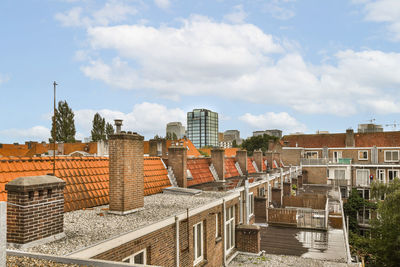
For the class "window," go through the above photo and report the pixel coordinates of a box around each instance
[385,150,399,162]
[388,170,400,181]
[377,169,386,183]
[356,169,370,186]
[334,169,346,180]
[193,221,204,265]
[358,150,368,160]
[333,151,342,163]
[123,249,146,264]
[225,206,235,254]
[259,187,266,197]
[305,151,318,159]
[249,192,254,216]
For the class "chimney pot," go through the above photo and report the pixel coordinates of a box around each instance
[114,119,123,133]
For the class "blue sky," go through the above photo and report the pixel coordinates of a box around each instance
[1,0,400,143]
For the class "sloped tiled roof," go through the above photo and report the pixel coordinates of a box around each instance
[354,132,400,147]
[225,158,240,178]
[144,139,201,157]
[144,157,171,195]
[187,158,214,187]
[198,148,238,158]
[247,158,257,174]
[262,157,267,171]
[0,156,171,211]
[0,144,30,157]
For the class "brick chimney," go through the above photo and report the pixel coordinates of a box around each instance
[236,150,248,175]
[211,148,225,181]
[253,150,263,172]
[109,120,144,215]
[345,128,355,147]
[168,144,187,188]
[6,175,66,247]
[268,140,275,151]
[149,139,158,156]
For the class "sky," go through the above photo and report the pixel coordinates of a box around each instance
[1,0,400,143]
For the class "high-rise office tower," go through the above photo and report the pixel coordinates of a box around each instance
[187,109,218,148]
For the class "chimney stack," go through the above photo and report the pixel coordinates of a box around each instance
[253,150,263,173]
[345,128,355,147]
[236,150,248,175]
[211,148,225,181]
[114,119,123,134]
[109,120,144,215]
[168,144,187,188]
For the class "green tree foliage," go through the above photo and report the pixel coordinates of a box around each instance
[105,122,114,140]
[50,100,76,143]
[370,179,400,266]
[240,134,277,155]
[232,139,238,148]
[166,132,178,140]
[91,113,106,142]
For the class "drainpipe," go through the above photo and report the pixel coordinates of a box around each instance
[0,202,6,267]
[239,193,243,224]
[222,199,226,267]
[280,168,283,207]
[175,215,179,267]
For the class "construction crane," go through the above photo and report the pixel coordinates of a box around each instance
[385,121,399,131]
[367,119,376,124]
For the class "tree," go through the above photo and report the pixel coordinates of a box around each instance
[369,179,400,266]
[240,134,277,155]
[50,100,76,143]
[232,139,238,148]
[172,132,178,140]
[91,113,106,142]
[105,122,114,140]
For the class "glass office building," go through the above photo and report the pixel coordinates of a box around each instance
[187,109,218,148]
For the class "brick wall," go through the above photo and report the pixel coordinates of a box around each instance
[254,197,267,221]
[148,139,158,156]
[271,188,282,207]
[211,148,225,180]
[235,225,260,254]
[281,149,302,166]
[283,182,291,196]
[6,175,65,245]
[302,167,327,184]
[109,132,144,214]
[168,146,187,188]
[236,150,247,174]
[94,199,240,267]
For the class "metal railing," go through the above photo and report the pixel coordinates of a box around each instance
[301,158,352,165]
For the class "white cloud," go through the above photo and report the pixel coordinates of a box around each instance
[154,0,170,9]
[356,0,400,41]
[55,1,137,28]
[239,112,307,134]
[264,0,297,20]
[78,15,400,115]
[74,102,186,138]
[0,126,50,142]
[224,5,247,24]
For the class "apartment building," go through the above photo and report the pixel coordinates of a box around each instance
[280,129,400,231]
[187,109,218,148]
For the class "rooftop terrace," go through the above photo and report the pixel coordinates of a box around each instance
[11,191,230,256]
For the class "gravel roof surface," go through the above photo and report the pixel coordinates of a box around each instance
[13,191,229,256]
[7,256,82,267]
[230,254,358,267]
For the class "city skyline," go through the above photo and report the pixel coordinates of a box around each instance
[2,0,400,143]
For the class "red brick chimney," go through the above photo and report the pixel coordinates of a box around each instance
[345,128,355,147]
[211,148,225,181]
[253,150,263,172]
[6,175,66,247]
[168,144,187,188]
[109,120,144,215]
[236,150,248,175]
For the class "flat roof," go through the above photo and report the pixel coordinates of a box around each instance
[13,191,230,256]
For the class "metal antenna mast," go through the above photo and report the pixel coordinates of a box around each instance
[53,81,58,175]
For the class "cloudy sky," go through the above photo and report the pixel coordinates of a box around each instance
[1,0,400,143]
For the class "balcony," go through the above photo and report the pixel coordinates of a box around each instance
[301,158,352,166]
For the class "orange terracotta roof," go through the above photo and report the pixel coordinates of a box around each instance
[354,131,400,147]
[0,144,30,157]
[247,158,257,174]
[224,148,238,157]
[144,157,171,195]
[0,156,171,212]
[262,157,267,171]
[144,139,201,157]
[225,158,239,178]
[198,148,211,157]
[187,158,214,187]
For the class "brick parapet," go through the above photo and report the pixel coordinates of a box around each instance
[168,146,187,188]
[235,224,260,254]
